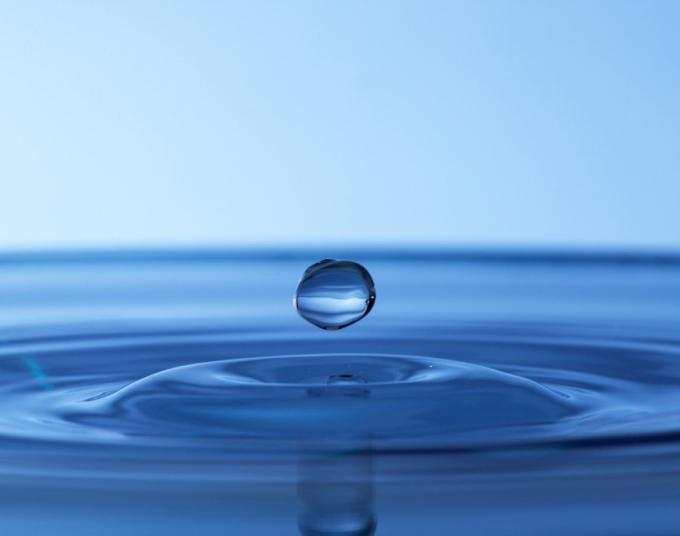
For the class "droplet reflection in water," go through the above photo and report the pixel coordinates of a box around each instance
[297,442,376,536]
[294,259,376,330]
[299,374,376,536]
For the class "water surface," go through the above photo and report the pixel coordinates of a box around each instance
[1,249,680,535]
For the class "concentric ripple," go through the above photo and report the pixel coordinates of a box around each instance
[67,353,575,441]
[2,250,680,488]
[1,324,680,466]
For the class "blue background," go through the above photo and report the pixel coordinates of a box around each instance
[1,0,679,249]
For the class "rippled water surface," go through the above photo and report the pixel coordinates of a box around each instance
[2,250,680,535]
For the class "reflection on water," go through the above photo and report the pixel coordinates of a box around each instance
[298,440,375,536]
[298,373,375,536]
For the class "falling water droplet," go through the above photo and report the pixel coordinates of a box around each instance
[294,260,376,330]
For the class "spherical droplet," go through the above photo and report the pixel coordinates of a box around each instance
[294,259,376,330]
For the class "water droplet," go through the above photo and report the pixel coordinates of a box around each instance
[294,260,376,330]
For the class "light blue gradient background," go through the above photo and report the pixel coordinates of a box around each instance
[1,1,679,248]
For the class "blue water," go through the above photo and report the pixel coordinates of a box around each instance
[2,249,680,535]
